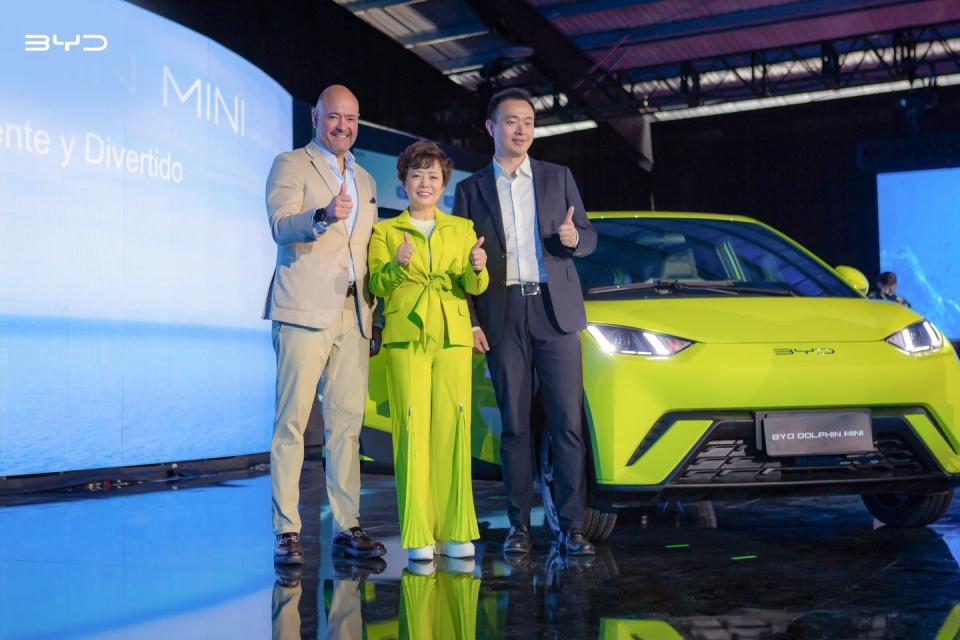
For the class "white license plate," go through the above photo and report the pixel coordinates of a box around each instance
[756,409,874,456]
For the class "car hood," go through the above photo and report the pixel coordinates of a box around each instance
[584,296,924,344]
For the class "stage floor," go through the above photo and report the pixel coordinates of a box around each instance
[2,460,959,639]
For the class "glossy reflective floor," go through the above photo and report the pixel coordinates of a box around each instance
[2,460,960,639]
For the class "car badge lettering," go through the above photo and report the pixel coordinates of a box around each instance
[773,347,836,356]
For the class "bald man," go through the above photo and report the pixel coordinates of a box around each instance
[264,85,385,564]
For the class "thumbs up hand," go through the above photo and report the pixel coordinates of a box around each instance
[326,180,352,222]
[397,232,414,266]
[559,205,578,248]
[470,236,487,271]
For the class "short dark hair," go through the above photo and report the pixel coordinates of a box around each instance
[878,271,898,286]
[397,139,454,186]
[486,88,536,121]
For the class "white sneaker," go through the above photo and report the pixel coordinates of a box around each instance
[406,558,436,576]
[439,541,475,558]
[408,545,434,561]
[439,556,476,574]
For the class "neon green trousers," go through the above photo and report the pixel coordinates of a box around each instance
[385,341,480,548]
[400,570,481,640]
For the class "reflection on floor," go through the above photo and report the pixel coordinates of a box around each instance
[2,459,960,639]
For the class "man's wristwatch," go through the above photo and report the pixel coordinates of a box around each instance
[313,207,330,233]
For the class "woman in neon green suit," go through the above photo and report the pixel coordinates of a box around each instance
[368,140,488,562]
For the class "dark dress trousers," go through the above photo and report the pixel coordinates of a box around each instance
[453,159,597,530]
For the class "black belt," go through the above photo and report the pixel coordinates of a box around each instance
[506,282,542,296]
[346,282,357,297]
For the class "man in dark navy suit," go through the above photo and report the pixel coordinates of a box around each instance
[453,88,597,556]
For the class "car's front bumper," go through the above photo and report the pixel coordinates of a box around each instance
[590,408,958,506]
[583,336,960,494]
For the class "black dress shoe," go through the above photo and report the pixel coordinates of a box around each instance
[559,529,595,556]
[503,552,533,575]
[274,532,305,565]
[502,524,531,554]
[333,526,387,559]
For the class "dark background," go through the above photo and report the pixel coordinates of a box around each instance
[131,0,960,280]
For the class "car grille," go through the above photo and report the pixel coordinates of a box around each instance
[659,413,941,486]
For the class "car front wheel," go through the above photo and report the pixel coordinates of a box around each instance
[861,489,955,527]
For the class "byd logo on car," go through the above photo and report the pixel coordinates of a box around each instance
[24,34,109,52]
[773,347,836,356]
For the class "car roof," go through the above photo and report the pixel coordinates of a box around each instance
[588,211,761,225]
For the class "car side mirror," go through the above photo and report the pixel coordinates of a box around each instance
[835,265,869,295]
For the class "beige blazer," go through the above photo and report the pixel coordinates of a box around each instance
[263,141,377,335]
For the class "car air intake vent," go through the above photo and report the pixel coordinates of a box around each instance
[670,415,936,486]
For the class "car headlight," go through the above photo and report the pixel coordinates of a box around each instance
[587,324,693,356]
[885,320,944,354]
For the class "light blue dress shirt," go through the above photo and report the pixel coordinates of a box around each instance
[314,141,359,283]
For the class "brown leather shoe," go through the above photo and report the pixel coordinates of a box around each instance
[332,526,386,559]
[333,556,387,580]
[274,532,305,565]
[275,565,303,588]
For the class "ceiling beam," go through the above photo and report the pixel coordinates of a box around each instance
[396,22,488,48]
[539,0,662,21]
[340,0,425,14]
[435,51,500,73]
[574,0,918,51]
[616,21,960,82]
[605,24,960,114]
[464,0,653,170]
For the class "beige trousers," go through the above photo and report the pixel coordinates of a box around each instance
[271,297,368,535]
[272,578,362,640]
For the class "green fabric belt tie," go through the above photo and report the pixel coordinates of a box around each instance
[410,272,453,348]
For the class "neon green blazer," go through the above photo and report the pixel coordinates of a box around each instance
[368,208,489,347]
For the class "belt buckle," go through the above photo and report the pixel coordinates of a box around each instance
[520,283,540,297]
[346,283,356,297]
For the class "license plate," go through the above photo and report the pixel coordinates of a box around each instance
[756,409,874,456]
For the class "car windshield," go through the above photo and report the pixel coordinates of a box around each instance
[577,217,858,300]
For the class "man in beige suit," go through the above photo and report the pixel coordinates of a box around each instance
[265,85,385,565]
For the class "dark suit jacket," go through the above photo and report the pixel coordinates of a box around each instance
[453,158,597,348]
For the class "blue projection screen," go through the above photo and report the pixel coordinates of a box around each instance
[877,167,960,340]
[0,1,292,475]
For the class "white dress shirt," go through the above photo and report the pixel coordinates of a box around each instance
[314,141,359,283]
[494,155,547,285]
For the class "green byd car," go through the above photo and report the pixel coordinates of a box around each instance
[361,212,960,541]
[597,604,960,639]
